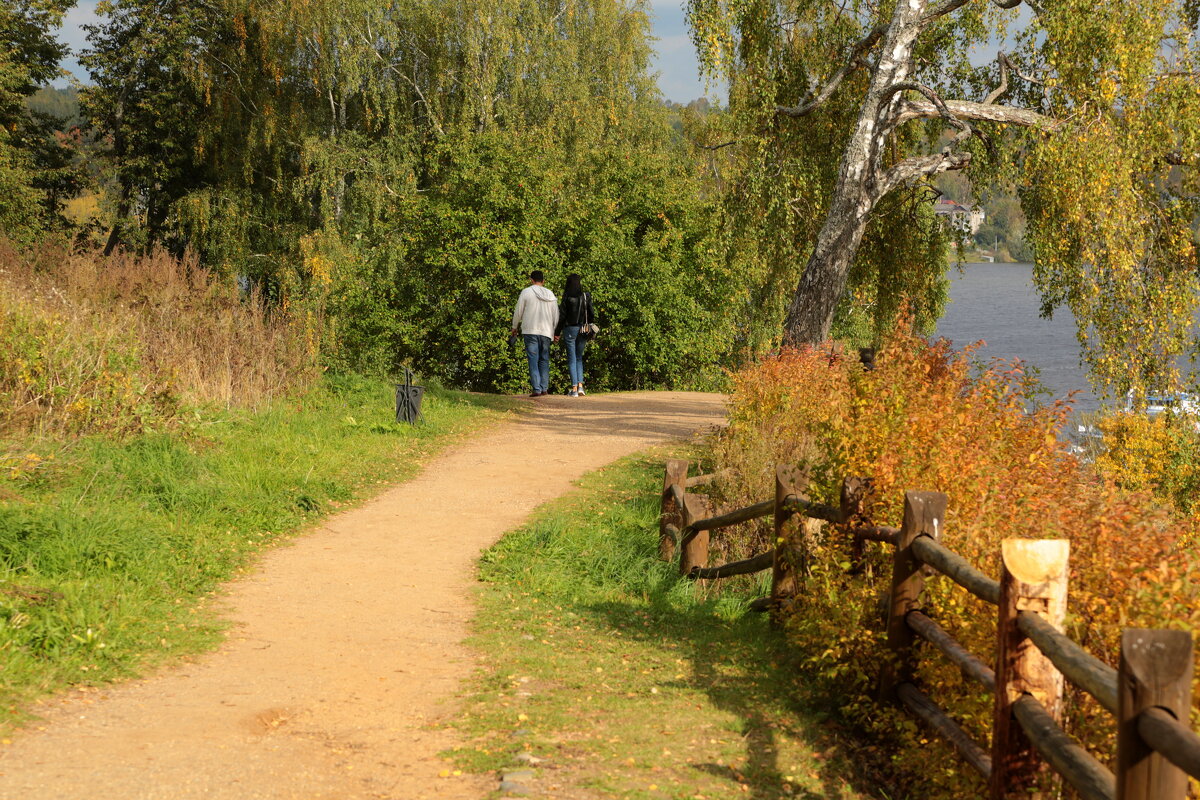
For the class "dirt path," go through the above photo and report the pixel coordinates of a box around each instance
[0,391,725,800]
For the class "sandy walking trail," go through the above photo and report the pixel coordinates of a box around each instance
[0,391,725,800]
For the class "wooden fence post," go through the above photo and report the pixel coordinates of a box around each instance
[659,459,689,561]
[1117,628,1193,800]
[679,493,711,577]
[990,538,1069,799]
[840,476,872,575]
[770,465,807,625]
[878,490,947,702]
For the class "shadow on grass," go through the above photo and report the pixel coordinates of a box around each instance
[580,593,895,800]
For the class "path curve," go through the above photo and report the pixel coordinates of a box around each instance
[0,391,726,800]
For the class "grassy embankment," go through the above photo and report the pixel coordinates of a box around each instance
[0,239,525,723]
[447,451,880,800]
[0,375,518,724]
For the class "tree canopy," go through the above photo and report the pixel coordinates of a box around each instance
[0,0,79,242]
[80,0,741,391]
[689,0,1200,399]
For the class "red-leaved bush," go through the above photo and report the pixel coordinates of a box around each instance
[709,326,1200,796]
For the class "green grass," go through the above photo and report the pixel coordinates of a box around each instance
[0,374,520,723]
[448,451,883,800]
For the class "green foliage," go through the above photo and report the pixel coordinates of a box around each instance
[0,0,80,242]
[81,0,741,390]
[25,86,81,128]
[683,0,962,352]
[686,0,1200,394]
[328,132,736,392]
[0,375,508,713]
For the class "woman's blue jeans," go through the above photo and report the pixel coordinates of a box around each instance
[522,334,551,393]
[563,325,587,386]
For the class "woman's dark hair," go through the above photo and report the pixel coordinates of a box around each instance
[563,273,583,297]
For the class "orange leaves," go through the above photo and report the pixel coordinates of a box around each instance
[712,323,1200,796]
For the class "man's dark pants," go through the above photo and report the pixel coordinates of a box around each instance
[522,334,551,394]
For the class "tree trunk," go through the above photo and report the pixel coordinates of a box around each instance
[781,0,927,346]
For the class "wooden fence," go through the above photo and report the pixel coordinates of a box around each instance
[658,458,1200,800]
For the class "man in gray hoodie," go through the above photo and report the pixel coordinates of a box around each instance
[511,270,560,397]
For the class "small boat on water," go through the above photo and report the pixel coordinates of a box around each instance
[1123,390,1200,419]
[1064,390,1200,459]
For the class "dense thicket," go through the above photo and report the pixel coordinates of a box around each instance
[78,0,739,392]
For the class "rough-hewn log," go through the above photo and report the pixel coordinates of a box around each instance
[911,535,1001,605]
[1137,707,1200,782]
[906,610,996,691]
[687,551,775,580]
[852,525,899,544]
[771,464,808,625]
[878,491,947,702]
[1118,628,1194,798]
[1012,695,1115,800]
[748,596,773,613]
[1017,610,1118,715]
[685,469,732,488]
[680,499,774,546]
[679,494,712,577]
[840,477,873,574]
[898,682,993,778]
[659,459,689,561]
[991,539,1069,799]
[785,499,843,522]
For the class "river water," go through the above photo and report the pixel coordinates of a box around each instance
[933,262,1098,415]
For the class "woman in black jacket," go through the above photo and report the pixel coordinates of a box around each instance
[555,273,594,397]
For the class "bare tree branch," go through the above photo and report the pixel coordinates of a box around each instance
[876,151,972,198]
[922,0,1024,25]
[893,97,1059,129]
[1164,151,1199,166]
[699,140,739,151]
[776,24,886,117]
[982,52,1010,105]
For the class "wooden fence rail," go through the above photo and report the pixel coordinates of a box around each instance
[658,461,1200,800]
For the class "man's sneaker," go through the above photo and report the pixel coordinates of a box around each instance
[568,389,579,397]
[577,386,586,396]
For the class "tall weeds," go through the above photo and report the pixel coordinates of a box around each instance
[0,240,319,435]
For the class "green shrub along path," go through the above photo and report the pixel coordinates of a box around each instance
[0,391,725,800]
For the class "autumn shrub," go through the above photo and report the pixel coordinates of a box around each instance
[1093,411,1200,519]
[0,239,319,435]
[708,327,1200,797]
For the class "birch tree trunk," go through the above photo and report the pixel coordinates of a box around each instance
[781,0,927,346]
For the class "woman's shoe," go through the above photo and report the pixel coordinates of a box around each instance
[568,389,579,397]
[577,386,586,396]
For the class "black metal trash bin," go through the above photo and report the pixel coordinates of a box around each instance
[395,368,424,424]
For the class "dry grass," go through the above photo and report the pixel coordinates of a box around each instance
[0,239,319,435]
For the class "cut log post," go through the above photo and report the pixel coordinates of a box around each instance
[770,464,807,625]
[1117,628,1193,800]
[679,493,712,577]
[989,538,1069,799]
[878,490,947,702]
[659,459,688,561]
[840,476,872,574]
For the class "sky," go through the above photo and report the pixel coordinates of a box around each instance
[54,0,717,105]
